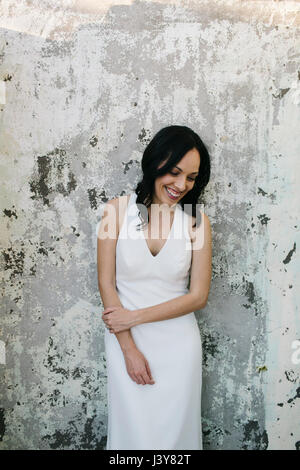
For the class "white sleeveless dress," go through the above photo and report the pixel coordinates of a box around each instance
[104,191,203,450]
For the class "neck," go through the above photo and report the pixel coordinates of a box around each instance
[152,195,177,212]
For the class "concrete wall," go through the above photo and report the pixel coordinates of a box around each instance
[0,0,299,450]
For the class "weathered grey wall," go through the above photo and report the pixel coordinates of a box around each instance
[0,0,299,450]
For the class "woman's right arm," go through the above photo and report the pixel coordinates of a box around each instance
[97,197,137,354]
[97,197,155,386]
[98,281,136,354]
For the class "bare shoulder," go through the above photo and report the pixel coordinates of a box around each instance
[106,194,131,207]
[104,194,131,213]
[105,194,131,232]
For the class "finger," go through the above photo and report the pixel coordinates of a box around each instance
[102,310,113,315]
[145,361,155,383]
[142,372,152,385]
[131,374,140,385]
[103,306,118,314]
[145,361,152,379]
[133,374,142,385]
[137,374,146,385]
[102,310,112,316]
[132,374,140,384]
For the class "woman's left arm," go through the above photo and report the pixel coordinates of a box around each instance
[102,213,212,332]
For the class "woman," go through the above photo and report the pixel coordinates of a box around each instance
[97,125,212,450]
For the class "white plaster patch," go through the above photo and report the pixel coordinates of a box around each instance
[0,80,6,104]
[0,340,6,364]
[290,79,300,106]
[291,340,300,365]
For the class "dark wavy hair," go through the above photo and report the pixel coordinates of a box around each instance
[134,125,211,230]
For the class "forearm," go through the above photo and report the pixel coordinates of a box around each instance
[99,282,137,353]
[135,292,204,325]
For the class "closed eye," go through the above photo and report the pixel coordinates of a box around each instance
[169,171,196,181]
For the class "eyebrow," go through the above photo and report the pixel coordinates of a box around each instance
[174,165,199,175]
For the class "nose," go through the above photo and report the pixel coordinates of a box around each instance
[174,175,187,192]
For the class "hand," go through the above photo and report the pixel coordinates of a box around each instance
[123,347,155,385]
[102,306,138,333]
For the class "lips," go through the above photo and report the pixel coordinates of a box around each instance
[167,187,181,195]
[165,186,181,199]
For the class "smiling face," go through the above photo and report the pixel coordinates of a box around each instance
[152,148,201,206]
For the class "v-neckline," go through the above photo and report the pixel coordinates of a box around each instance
[138,201,178,259]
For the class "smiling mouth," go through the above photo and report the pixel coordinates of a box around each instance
[165,186,181,199]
